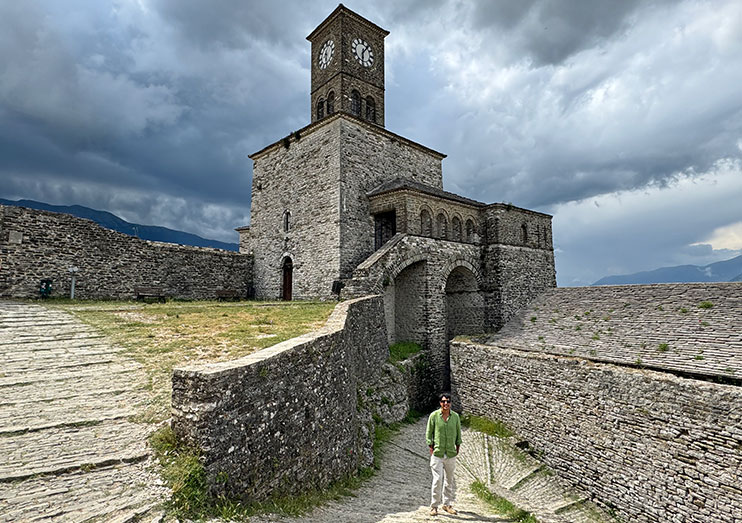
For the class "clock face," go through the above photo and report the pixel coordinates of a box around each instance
[318,40,334,69]
[352,38,373,67]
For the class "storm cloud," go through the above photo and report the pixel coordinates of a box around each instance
[1,0,741,285]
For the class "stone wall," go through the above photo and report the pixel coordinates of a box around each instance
[171,295,430,501]
[0,205,252,300]
[451,341,742,523]
[338,118,444,278]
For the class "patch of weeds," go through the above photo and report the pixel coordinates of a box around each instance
[724,367,736,375]
[655,305,664,311]
[680,307,689,313]
[388,341,421,364]
[403,409,424,424]
[461,414,513,438]
[568,348,574,354]
[589,349,596,356]
[575,325,582,331]
[698,301,713,309]
[695,355,705,361]
[583,311,591,316]
[635,357,643,366]
[366,387,375,397]
[549,318,556,324]
[701,321,709,326]
[657,343,669,352]
[591,333,600,341]
[537,336,544,341]
[470,480,538,523]
[530,316,537,323]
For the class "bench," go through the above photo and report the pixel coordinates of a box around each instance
[134,286,167,302]
[216,289,240,301]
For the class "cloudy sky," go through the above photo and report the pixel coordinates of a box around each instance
[1,0,741,286]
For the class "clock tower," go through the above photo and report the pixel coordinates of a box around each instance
[307,4,389,127]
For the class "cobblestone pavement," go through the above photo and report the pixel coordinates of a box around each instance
[265,420,611,523]
[0,301,167,522]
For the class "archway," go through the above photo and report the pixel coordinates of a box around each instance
[281,257,293,301]
[445,265,483,339]
[382,260,427,347]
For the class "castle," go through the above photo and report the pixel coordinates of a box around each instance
[239,4,555,303]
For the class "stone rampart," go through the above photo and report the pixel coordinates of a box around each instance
[451,342,742,522]
[0,205,252,299]
[171,295,430,501]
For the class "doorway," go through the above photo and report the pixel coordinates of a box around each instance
[282,257,293,301]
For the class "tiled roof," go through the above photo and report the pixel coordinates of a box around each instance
[367,178,486,207]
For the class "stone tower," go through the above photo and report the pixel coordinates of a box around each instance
[307,4,389,127]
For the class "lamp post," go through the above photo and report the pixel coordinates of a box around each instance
[68,266,79,299]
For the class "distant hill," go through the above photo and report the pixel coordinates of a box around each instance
[0,199,239,251]
[593,255,742,285]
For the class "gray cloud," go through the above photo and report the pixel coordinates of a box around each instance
[1,0,741,282]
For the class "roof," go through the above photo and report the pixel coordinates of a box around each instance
[307,4,390,41]
[249,112,446,161]
[367,178,486,207]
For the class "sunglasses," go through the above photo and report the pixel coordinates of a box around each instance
[440,399,451,404]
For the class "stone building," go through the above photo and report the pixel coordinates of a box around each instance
[240,5,555,385]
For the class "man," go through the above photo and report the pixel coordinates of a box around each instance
[426,392,462,516]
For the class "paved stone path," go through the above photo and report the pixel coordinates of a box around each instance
[0,301,167,522]
[266,420,610,523]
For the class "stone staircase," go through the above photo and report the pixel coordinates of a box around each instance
[0,301,167,522]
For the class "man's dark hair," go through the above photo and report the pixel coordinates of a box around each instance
[438,392,452,402]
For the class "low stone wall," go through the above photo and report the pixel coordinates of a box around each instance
[171,295,430,501]
[0,205,252,299]
[451,341,742,523]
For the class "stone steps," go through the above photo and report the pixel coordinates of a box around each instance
[0,301,166,521]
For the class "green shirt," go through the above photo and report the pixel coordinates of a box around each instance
[426,409,462,458]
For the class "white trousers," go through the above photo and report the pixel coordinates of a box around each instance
[430,454,456,508]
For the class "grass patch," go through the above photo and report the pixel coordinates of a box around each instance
[388,341,422,364]
[470,480,538,522]
[698,301,714,309]
[461,414,513,438]
[657,343,669,352]
[49,300,335,423]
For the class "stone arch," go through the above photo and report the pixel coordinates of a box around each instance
[282,209,291,233]
[381,258,428,347]
[451,215,462,242]
[521,223,528,245]
[327,91,335,114]
[316,99,325,120]
[465,218,475,242]
[445,263,484,386]
[435,211,448,239]
[350,89,361,116]
[420,207,433,236]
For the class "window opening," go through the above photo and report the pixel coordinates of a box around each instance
[365,96,376,122]
[351,90,361,116]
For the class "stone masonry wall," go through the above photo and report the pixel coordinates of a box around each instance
[338,117,444,278]
[171,295,429,501]
[248,120,341,299]
[451,342,742,523]
[0,205,252,299]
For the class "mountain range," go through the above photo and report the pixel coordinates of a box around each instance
[0,199,239,251]
[593,255,742,285]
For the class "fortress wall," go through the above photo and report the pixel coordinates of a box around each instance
[0,205,252,300]
[171,295,428,501]
[451,341,742,523]
[482,243,557,329]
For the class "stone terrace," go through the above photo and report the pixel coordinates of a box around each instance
[483,282,742,380]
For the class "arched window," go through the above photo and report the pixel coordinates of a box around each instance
[282,210,291,232]
[350,90,361,116]
[465,219,475,242]
[420,209,432,236]
[365,96,376,122]
[436,213,448,239]
[327,91,335,114]
[451,217,462,241]
[316,99,325,120]
[521,223,528,245]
